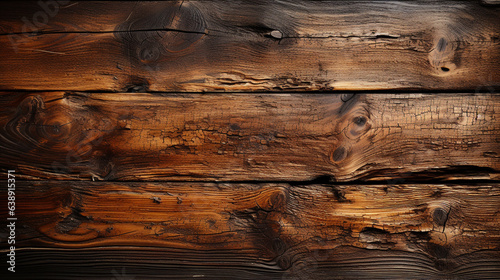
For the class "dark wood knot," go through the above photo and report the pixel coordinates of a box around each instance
[428,36,458,74]
[437,38,448,53]
[331,146,347,162]
[40,121,70,142]
[353,116,367,126]
[432,207,448,226]
[272,237,286,255]
[4,95,72,149]
[340,93,355,102]
[259,187,288,212]
[346,115,371,139]
[115,2,207,64]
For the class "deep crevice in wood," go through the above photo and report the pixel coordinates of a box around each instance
[0,28,209,37]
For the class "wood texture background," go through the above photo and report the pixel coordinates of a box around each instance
[0,1,499,279]
[0,1,499,91]
[0,92,498,182]
[3,181,500,279]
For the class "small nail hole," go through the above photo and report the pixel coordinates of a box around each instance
[440,67,449,72]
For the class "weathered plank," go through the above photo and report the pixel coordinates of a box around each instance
[0,1,499,91]
[1,181,499,279]
[0,93,498,181]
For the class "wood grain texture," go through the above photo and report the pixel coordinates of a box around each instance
[0,1,499,91]
[0,93,498,181]
[1,181,499,279]
[0,2,499,278]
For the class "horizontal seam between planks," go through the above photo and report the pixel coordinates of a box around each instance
[0,90,498,95]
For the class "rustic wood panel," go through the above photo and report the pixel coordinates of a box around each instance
[0,93,498,181]
[0,1,499,278]
[0,1,499,91]
[1,181,499,279]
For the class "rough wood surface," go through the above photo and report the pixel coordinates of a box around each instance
[1,1,499,279]
[0,1,499,91]
[1,181,499,279]
[0,93,498,181]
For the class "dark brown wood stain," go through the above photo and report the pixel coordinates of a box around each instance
[0,1,499,279]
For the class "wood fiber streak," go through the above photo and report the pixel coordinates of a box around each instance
[0,93,498,181]
[0,1,499,91]
[0,181,499,279]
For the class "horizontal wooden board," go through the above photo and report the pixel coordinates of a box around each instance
[1,92,499,181]
[1,181,499,279]
[0,1,499,91]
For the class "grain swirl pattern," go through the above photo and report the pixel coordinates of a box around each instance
[0,1,498,91]
[0,93,498,181]
[1,181,498,279]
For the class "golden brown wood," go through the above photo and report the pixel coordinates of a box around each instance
[2,181,499,279]
[0,1,499,91]
[0,92,498,181]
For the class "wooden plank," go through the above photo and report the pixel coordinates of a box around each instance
[0,1,499,91]
[482,0,500,5]
[1,181,499,279]
[0,92,498,181]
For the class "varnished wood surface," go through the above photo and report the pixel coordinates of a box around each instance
[0,1,499,279]
[0,92,498,181]
[0,1,499,91]
[1,181,499,279]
